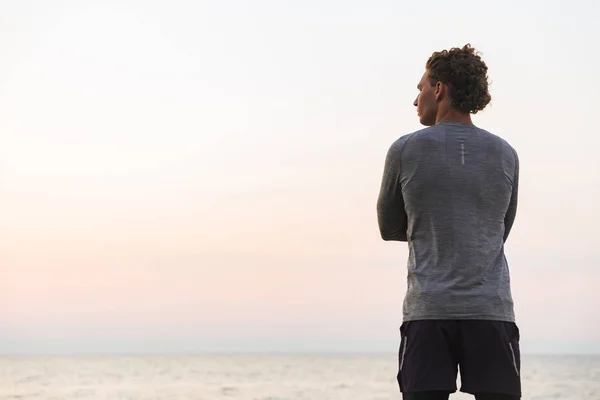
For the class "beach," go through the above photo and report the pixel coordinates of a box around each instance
[1,354,598,399]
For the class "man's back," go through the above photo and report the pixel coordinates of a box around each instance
[378,121,519,322]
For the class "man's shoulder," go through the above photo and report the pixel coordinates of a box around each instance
[388,127,431,154]
[477,127,519,159]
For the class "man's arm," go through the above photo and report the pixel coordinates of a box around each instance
[377,141,408,241]
[503,149,519,242]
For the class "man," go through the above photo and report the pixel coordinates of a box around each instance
[376,44,521,400]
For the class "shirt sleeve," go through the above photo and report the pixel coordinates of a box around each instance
[377,139,408,242]
[503,149,519,242]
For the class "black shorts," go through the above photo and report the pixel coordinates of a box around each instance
[397,320,521,397]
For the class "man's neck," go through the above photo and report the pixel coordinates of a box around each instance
[435,106,473,125]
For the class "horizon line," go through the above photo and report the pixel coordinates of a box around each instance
[2,350,599,357]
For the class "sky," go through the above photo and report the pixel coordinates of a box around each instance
[0,0,599,355]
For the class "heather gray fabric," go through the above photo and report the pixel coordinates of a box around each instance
[377,121,519,322]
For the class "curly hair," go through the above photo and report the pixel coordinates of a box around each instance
[425,44,491,114]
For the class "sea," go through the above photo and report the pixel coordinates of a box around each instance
[1,354,599,400]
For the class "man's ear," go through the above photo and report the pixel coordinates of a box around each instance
[434,81,444,101]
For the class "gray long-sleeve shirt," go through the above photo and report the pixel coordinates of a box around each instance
[377,121,519,322]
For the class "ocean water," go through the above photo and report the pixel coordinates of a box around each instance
[1,354,599,400]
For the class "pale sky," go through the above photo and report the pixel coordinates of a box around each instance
[1,0,599,355]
